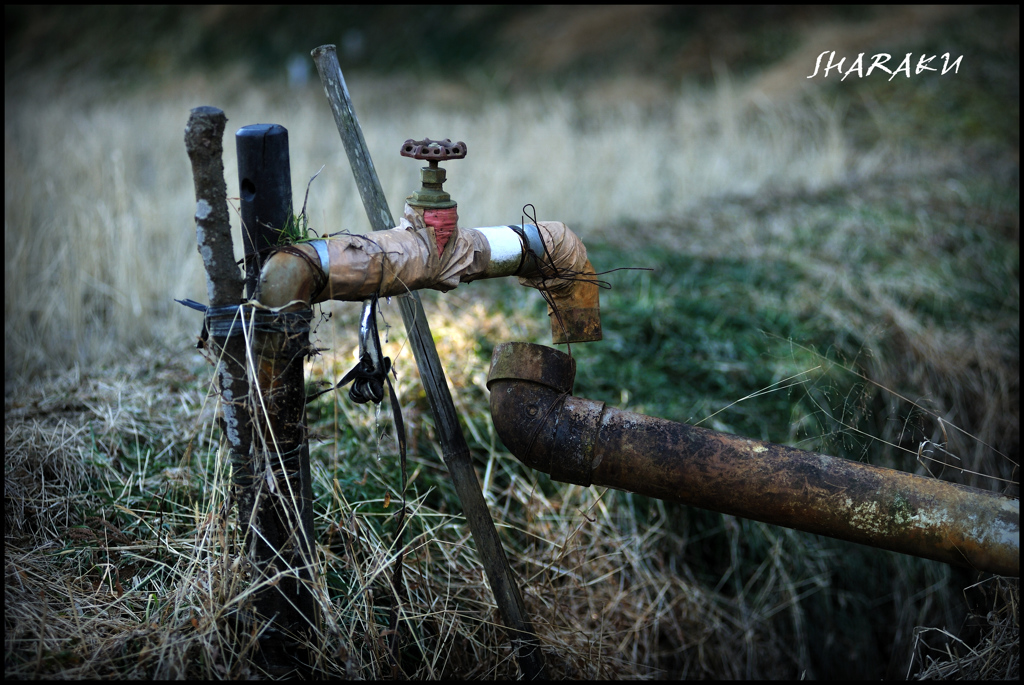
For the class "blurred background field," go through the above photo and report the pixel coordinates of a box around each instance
[5,5,1018,679]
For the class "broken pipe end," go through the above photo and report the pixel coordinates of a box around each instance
[486,342,603,486]
[548,258,602,344]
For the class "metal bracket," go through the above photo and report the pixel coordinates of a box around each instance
[509,224,546,277]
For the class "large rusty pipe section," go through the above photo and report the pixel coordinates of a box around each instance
[487,342,1020,577]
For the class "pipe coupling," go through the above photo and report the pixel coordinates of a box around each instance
[308,239,331,276]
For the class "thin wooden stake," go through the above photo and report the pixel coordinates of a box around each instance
[311,45,546,679]
[183,106,255,536]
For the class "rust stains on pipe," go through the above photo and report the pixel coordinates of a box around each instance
[545,258,602,344]
[487,342,1020,577]
[515,222,602,344]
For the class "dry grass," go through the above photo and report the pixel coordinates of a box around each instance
[7,301,1014,678]
[5,54,1017,679]
[4,332,793,679]
[910,577,1019,680]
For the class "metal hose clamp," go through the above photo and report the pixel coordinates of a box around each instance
[309,239,331,277]
[510,224,546,277]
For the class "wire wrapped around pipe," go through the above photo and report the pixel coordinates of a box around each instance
[177,301,313,339]
[256,212,602,343]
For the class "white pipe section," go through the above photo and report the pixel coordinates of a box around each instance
[474,226,527,278]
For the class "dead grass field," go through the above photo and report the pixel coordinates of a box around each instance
[5,6,1018,679]
[4,64,854,382]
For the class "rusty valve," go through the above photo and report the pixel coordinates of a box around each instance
[402,138,466,210]
[401,138,467,162]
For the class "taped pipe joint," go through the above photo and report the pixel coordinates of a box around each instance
[256,205,602,343]
[487,342,1020,577]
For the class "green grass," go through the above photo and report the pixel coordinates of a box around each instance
[568,250,837,439]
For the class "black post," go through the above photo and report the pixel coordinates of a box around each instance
[236,124,318,677]
[237,124,293,299]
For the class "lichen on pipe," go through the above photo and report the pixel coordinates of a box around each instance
[487,342,1020,577]
[256,204,602,343]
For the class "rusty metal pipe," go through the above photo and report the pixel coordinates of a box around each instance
[487,342,1019,577]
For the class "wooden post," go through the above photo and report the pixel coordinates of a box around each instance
[247,308,318,678]
[185,107,317,677]
[236,123,293,299]
[311,45,546,679]
[183,106,256,550]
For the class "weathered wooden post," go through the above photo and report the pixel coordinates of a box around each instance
[311,44,546,679]
[235,123,318,677]
[184,107,256,547]
[237,124,294,298]
[184,110,318,676]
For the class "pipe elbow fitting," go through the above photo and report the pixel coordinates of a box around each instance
[486,342,604,486]
[256,243,321,309]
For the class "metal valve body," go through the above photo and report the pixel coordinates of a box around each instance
[401,138,467,209]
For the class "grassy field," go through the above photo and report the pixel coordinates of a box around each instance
[5,6,1018,680]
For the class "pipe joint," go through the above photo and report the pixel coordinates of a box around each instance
[309,239,331,275]
[256,217,602,344]
[486,342,603,486]
[510,223,546,278]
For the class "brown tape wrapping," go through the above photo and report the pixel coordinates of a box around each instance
[317,221,491,301]
[516,221,588,294]
[256,213,601,343]
[517,222,602,343]
[257,204,491,308]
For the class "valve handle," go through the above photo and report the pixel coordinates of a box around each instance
[400,138,467,162]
